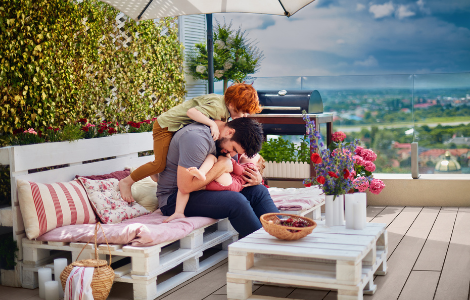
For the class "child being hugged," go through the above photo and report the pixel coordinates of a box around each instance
[163,153,265,223]
[119,83,263,203]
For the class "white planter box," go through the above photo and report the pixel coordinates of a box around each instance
[264,161,310,179]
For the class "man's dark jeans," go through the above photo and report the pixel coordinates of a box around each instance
[160,185,279,238]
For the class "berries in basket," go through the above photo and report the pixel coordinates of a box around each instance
[260,213,317,241]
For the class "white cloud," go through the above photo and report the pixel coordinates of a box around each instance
[356,4,366,11]
[396,5,416,19]
[213,0,470,76]
[416,0,432,14]
[354,56,379,67]
[369,2,395,19]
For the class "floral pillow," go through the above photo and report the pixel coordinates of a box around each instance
[77,177,149,224]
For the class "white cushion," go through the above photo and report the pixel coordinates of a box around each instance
[131,176,159,212]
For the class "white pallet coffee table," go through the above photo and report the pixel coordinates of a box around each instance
[227,221,387,300]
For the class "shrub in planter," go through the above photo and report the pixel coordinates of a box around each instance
[260,136,310,163]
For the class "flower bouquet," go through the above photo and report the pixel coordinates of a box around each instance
[302,113,356,226]
[302,111,385,227]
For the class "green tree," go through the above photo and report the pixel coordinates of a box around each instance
[187,20,263,93]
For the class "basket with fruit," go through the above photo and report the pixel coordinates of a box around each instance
[260,213,317,241]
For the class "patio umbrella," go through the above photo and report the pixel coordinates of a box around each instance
[99,0,316,93]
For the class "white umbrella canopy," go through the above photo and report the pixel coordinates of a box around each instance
[99,0,316,92]
[101,0,315,20]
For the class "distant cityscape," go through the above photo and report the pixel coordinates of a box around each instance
[276,88,470,174]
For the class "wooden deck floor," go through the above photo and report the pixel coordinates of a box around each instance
[1,206,469,300]
[151,206,470,300]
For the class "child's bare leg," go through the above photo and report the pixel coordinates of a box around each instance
[186,154,217,181]
[118,175,135,203]
[163,190,189,223]
[214,173,233,186]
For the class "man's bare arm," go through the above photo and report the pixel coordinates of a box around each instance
[177,155,233,194]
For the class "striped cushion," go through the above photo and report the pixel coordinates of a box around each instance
[17,179,97,239]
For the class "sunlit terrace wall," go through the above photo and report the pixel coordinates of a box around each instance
[252,73,470,177]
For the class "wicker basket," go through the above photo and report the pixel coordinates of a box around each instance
[60,223,114,300]
[260,213,317,241]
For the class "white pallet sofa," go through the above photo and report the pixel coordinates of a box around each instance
[0,132,237,300]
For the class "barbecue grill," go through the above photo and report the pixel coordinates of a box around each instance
[255,90,324,135]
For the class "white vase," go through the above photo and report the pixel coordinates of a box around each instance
[325,194,345,227]
[344,193,356,229]
[354,192,367,230]
[344,192,367,230]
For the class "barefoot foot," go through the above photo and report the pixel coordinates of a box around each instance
[187,167,206,181]
[163,212,186,223]
[118,177,135,203]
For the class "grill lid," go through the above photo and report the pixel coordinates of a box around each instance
[257,90,323,114]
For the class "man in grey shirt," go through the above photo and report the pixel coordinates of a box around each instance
[157,117,279,238]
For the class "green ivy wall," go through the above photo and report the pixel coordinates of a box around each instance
[0,0,186,134]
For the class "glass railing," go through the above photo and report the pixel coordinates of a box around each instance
[249,73,470,175]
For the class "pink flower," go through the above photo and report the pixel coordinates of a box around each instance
[24,128,38,135]
[332,131,346,142]
[348,170,356,180]
[355,146,364,156]
[353,177,370,192]
[364,161,376,172]
[361,149,377,162]
[353,155,365,166]
[85,123,95,128]
[369,179,385,195]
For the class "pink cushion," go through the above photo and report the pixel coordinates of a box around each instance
[17,179,97,239]
[77,177,149,224]
[75,169,130,181]
[269,186,325,211]
[37,210,217,247]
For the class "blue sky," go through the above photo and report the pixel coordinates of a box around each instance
[213,0,470,78]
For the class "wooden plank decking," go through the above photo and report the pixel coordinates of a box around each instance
[150,206,470,300]
[0,206,469,300]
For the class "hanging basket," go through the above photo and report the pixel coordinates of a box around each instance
[60,223,114,300]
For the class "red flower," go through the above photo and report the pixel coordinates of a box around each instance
[310,153,322,164]
[328,171,339,178]
[343,169,350,179]
[81,126,89,132]
[304,182,312,187]
[13,128,24,135]
[317,176,325,184]
[108,128,117,134]
[78,118,87,124]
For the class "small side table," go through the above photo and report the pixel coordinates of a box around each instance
[227,222,388,300]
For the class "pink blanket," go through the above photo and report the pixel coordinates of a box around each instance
[37,210,216,247]
[269,186,325,211]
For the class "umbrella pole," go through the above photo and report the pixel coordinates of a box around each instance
[206,14,214,94]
